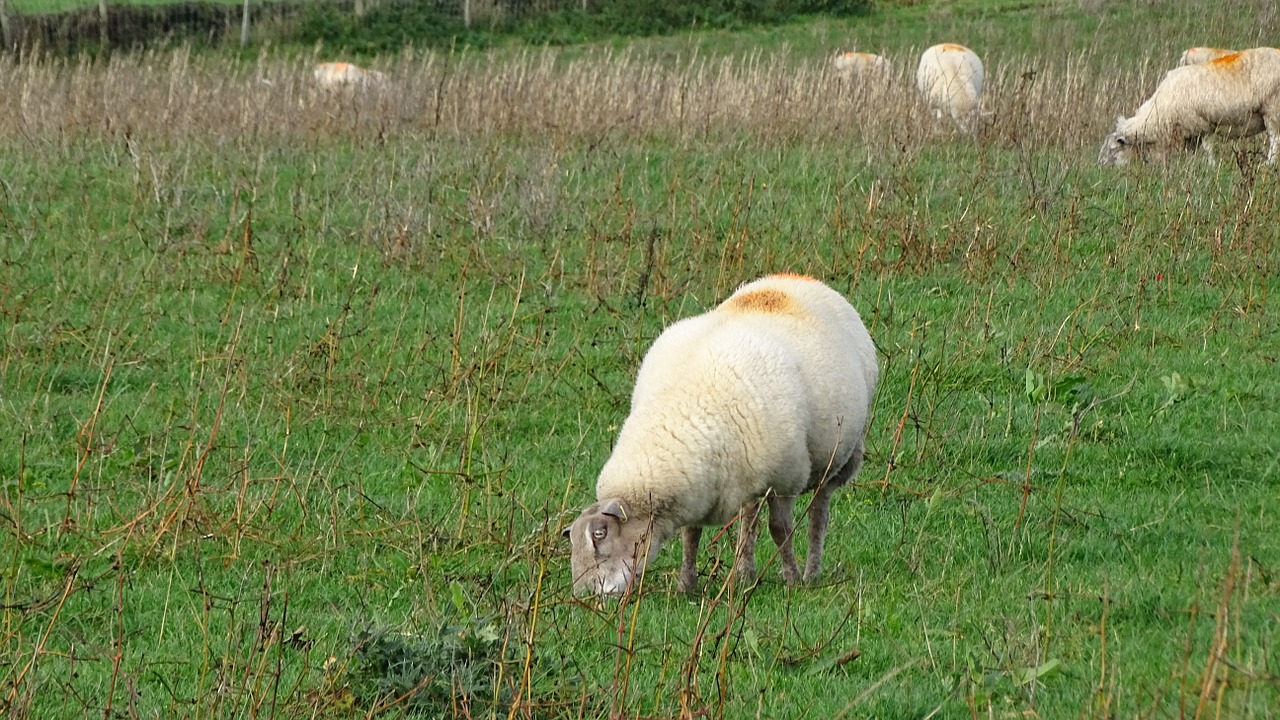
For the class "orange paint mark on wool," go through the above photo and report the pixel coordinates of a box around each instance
[1209,52,1244,67]
[726,288,795,314]
[940,43,970,52]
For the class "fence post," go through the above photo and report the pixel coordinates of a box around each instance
[98,0,108,48]
[240,0,250,46]
[0,0,12,52]
[355,0,365,17]
[462,0,471,29]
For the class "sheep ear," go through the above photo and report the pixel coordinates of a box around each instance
[600,499,629,523]
[560,525,572,539]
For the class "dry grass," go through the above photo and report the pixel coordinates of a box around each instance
[0,43,1177,154]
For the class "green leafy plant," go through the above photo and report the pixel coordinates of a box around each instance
[1153,371,1195,417]
[343,616,508,716]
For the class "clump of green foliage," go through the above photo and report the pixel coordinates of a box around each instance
[342,618,508,715]
[293,0,872,52]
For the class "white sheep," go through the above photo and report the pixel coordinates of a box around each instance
[1098,47,1280,166]
[916,43,985,132]
[564,274,879,596]
[832,51,892,84]
[313,62,388,93]
[1178,47,1236,66]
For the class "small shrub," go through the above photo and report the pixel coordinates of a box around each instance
[339,619,510,716]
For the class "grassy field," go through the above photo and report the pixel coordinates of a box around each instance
[2,1,1279,718]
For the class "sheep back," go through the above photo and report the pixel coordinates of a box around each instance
[832,51,892,83]
[313,62,387,92]
[1178,47,1236,66]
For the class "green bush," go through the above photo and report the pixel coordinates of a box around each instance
[292,0,873,51]
[295,1,488,53]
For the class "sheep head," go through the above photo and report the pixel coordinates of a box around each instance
[563,498,657,596]
[1098,117,1135,166]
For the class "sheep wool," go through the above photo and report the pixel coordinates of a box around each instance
[313,62,388,93]
[1178,47,1237,66]
[1098,47,1280,165]
[832,51,892,83]
[916,43,985,132]
[565,274,879,596]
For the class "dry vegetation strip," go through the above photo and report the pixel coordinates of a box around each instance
[0,46,1168,149]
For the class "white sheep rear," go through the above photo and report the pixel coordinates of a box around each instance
[916,43,985,132]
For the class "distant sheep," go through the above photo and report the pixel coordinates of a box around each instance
[832,51,892,84]
[916,43,985,131]
[564,274,879,596]
[1178,47,1236,66]
[1098,47,1280,166]
[313,62,388,93]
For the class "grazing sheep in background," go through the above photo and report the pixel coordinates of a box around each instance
[1098,47,1280,166]
[313,62,388,93]
[1179,47,1237,66]
[564,274,879,596]
[916,43,985,132]
[832,51,892,84]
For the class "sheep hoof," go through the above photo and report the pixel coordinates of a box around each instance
[677,561,703,593]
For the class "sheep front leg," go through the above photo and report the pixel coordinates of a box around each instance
[733,500,762,585]
[765,493,802,585]
[679,526,702,593]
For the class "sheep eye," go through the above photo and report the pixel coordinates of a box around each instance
[592,527,607,541]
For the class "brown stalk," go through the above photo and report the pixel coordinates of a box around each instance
[61,354,114,538]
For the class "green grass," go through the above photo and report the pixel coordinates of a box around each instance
[3,0,1280,718]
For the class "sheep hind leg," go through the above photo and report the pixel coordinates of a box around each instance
[765,493,802,585]
[805,444,863,583]
[732,499,762,586]
[678,526,702,593]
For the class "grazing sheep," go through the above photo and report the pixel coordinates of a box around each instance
[313,62,388,93]
[564,274,879,596]
[832,51,892,84]
[1098,47,1280,166]
[1178,47,1236,66]
[916,43,985,131]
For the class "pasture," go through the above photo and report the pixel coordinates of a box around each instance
[2,0,1279,717]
